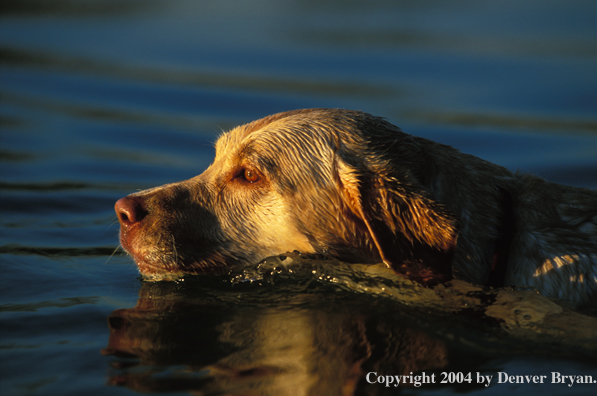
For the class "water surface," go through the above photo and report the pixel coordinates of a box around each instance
[1,1,596,395]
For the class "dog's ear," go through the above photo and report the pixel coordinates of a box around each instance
[336,159,458,279]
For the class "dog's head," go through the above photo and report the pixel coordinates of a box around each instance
[115,109,457,281]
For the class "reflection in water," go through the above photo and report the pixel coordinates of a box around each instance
[101,256,597,395]
[103,253,597,395]
[102,279,450,395]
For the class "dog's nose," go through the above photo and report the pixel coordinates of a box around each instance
[115,196,148,226]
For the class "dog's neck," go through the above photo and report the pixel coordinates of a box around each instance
[487,187,515,287]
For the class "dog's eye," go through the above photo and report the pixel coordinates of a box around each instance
[242,169,260,183]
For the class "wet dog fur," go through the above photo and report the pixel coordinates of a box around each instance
[115,109,597,306]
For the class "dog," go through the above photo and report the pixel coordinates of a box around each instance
[115,109,597,306]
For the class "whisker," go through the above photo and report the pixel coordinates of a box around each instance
[104,245,123,265]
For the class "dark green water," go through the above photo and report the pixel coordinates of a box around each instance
[1,1,596,395]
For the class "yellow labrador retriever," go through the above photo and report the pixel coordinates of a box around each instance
[115,109,597,306]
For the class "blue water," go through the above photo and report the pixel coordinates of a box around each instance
[1,1,596,395]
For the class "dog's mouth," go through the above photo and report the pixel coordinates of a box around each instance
[115,197,192,278]
[131,257,187,281]
[119,224,237,280]
[115,192,238,279]
[119,228,180,278]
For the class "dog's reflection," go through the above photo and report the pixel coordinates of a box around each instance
[102,282,448,395]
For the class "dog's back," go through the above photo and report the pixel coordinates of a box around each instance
[507,175,597,305]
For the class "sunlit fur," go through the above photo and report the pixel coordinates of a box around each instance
[116,109,597,306]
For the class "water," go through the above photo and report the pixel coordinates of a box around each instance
[1,1,596,395]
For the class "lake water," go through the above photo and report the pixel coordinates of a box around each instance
[1,1,596,395]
